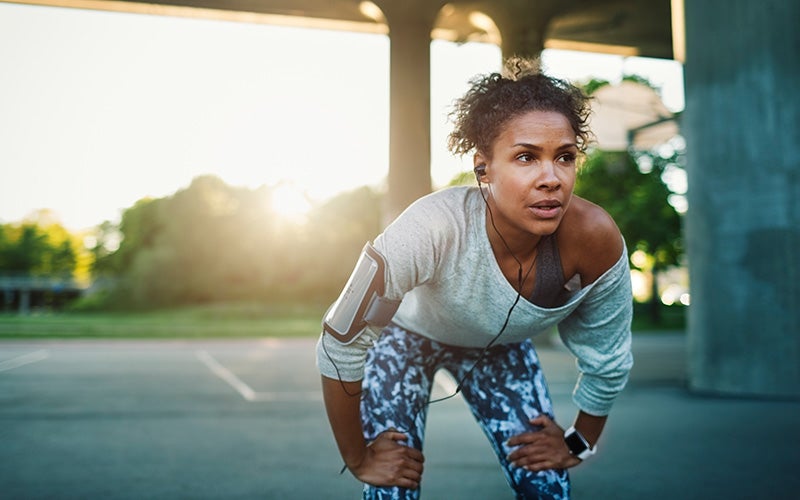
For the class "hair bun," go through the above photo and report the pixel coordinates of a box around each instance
[502,56,543,81]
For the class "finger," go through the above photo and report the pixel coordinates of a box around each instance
[508,442,536,463]
[404,455,425,473]
[383,431,408,443]
[395,476,420,490]
[510,436,564,462]
[397,459,424,489]
[404,447,425,463]
[523,458,557,472]
[529,414,552,427]
[507,430,546,447]
[401,461,424,481]
[506,432,534,447]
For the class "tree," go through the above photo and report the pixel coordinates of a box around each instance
[0,224,49,275]
[302,186,384,299]
[574,147,684,322]
[0,219,80,280]
[92,175,384,308]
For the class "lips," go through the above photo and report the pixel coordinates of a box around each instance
[529,199,562,219]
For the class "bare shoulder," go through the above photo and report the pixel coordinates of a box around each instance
[558,196,624,285]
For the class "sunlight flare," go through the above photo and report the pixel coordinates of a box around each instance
[269,182,313,221]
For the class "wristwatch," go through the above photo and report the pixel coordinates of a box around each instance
[564,426,597,460]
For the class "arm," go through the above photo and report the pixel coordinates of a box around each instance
[316,193,455,486]
[572,410,606,449]
[321,375,424,488]
[320,376,367,469]
[509,206,631,470]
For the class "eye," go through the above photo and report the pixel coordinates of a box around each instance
[515,152,535,163]
[557,153,577,166]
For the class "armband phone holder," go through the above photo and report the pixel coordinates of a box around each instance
[323,243,400,345]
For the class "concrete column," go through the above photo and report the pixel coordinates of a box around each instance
[478,0,560,59]
[3,289,13,312]
[19,289,30,315]
[373,0,559,222]
[684,0,800,397]
[375,1,442,222]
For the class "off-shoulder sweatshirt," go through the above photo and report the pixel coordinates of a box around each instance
[316,186,633,416]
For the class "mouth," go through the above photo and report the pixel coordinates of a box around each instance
[528,199,562,219]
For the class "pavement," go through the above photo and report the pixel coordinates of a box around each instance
[0,333,798,499]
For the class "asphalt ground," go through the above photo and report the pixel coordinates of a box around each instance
[1,334,798,499]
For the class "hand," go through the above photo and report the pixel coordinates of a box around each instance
[506,415,582,472]
[350,429,425,489]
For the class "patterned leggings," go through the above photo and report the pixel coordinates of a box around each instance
[361,324,570,500]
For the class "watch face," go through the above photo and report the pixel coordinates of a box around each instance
[565,431,588,454]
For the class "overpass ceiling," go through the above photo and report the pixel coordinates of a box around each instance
[8,0,674,59]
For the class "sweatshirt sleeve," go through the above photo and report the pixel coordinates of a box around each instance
[316,326,381,381]
[315,192,448,381]
[557,250,634,416]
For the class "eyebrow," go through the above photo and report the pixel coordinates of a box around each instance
[512,142,578,151]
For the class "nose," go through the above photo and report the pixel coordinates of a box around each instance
[536,161,561,191]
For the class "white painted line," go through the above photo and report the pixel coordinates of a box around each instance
[434,370,459,395]
[0,349,49,373]
[195,350,320,402]
[196,350,256,401]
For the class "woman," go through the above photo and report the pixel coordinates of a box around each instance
[316,57,633,499]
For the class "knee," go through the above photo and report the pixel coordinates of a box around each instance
[362,485,421,500]
[509,468,570,500]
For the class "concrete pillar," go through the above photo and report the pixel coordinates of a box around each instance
[683,0,800,397]
[375,1,443,222]
[19,289,30,315]
[372,0,560,222]
[3,289,13,312]
[478,0,560,59]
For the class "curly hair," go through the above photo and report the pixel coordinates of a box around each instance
[447,57,593,158]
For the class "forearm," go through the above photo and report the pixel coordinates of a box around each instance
[573,410,607,448]
[321,375,367,469]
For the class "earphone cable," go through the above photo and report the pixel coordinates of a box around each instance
[325,180,537,474]
[425,184,536,406]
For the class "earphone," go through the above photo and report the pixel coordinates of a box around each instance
[474,164,487,180]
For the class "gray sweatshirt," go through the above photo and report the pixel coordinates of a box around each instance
[316,186,633,416]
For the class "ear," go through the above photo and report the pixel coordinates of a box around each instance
[473,153,489,181]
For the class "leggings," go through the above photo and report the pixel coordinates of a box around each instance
[361,324,570,500]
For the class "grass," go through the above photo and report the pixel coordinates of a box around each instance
[0,301,686,340]
[631,303,687,332]
[0,302,328,339]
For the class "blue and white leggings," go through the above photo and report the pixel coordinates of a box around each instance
[361,324,570,500]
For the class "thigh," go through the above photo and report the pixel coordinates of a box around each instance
[360,326,438,500]
[453,340,570,500]
[361,325,437,443]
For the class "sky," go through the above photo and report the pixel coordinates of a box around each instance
[0,2,684,231]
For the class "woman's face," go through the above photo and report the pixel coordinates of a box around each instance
[477,110,578,240]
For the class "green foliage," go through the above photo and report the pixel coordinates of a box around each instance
[575,149,683,272]
[447,170,477,187]
[94,176,384,309]
[301,186,384,299]
[0,302,326,338]
[582,75,659,96]
[582,78,610,96]
[0,221,78,279]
